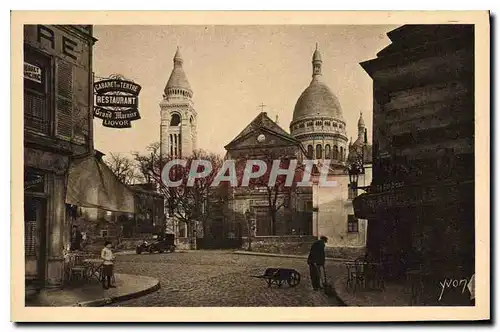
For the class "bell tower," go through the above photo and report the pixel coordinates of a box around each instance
[160,47,197,159]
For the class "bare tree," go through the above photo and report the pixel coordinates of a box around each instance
[233,149,305,236]
[133,143,224,245]
[104,153,139,185]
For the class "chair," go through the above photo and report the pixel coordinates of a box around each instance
[68,253,90,284]
[346,257,366,293]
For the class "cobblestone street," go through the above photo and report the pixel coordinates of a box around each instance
[110,250,342,307]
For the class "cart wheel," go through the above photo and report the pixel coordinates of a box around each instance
[287,271,301,287]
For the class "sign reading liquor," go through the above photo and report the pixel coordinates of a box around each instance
[93,76,142,128]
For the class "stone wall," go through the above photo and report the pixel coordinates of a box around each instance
[242,235,317,255]
[325,246,366,260]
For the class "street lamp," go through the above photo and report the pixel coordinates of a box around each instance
[347,148,370,194]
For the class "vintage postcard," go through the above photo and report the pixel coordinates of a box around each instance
[11,11,490,322]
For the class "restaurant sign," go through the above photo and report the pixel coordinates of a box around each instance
[93,76,142,128]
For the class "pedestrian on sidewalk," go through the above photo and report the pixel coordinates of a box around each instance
[101,240,116,289]
[307,236,327,291]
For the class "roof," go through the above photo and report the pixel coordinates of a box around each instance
[225,112,300,149]
[358,112,365,127]
[292,78,344,122]
[164,47,192,94]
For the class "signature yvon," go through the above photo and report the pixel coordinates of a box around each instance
[438,274,475,302]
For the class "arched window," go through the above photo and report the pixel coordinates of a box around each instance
[333,145,338,160]
[307,145,314,158]
[340,146,344,161]
[325,144,331,159]
[170,113,181,126]
[316,144,323,159]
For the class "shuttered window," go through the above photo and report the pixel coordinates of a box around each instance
[24,48,51,134]
[56,59,74,139]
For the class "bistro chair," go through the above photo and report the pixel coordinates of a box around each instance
[67,253,90,284]
[346,257,366,293]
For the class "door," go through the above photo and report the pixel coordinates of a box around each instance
[24,196,47,289]
[254,207,271,236]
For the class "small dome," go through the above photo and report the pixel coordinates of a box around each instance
[313,49,321,62]
[292,79,343,121]
[358,112,365,127]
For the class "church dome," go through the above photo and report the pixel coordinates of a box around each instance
[292,79,343,121]
[292,46,344,122]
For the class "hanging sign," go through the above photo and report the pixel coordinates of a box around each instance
[93,76,142,128]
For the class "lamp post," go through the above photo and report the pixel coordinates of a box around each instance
[347,146,370,194]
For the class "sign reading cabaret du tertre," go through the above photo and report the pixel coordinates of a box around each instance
[93,77,142,128]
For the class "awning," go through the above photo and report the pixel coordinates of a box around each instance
[65,154,135,213]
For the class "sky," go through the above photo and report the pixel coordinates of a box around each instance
[92,25,396,157]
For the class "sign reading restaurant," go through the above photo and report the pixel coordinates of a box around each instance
[93,76,142,128]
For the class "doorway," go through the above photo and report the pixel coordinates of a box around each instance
[24,196,47,290]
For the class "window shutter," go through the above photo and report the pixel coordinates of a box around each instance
[56,59,73,139]
[72,66,90,144]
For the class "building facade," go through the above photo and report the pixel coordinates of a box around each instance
[312,112,373,258]
[24,25,96,290]
[160,47,197,159]
[355,25,475,278]
[225,112,313,237]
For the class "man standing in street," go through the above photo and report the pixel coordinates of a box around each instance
[307,236,327,291]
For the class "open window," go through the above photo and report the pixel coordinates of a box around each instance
[170,113,181,126]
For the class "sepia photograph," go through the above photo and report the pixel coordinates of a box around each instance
[11,10,490,322]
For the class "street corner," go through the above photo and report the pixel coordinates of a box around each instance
[75,273,161,307]
[28,274,161,307]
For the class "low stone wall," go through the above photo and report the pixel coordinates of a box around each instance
[325,246,366,260]
[242,235,317,255]
[176,237,192,250]
[115,238,148,251]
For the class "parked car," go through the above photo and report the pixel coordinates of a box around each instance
[136,233,176,254]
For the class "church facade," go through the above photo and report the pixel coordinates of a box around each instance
[224,112,314,238]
